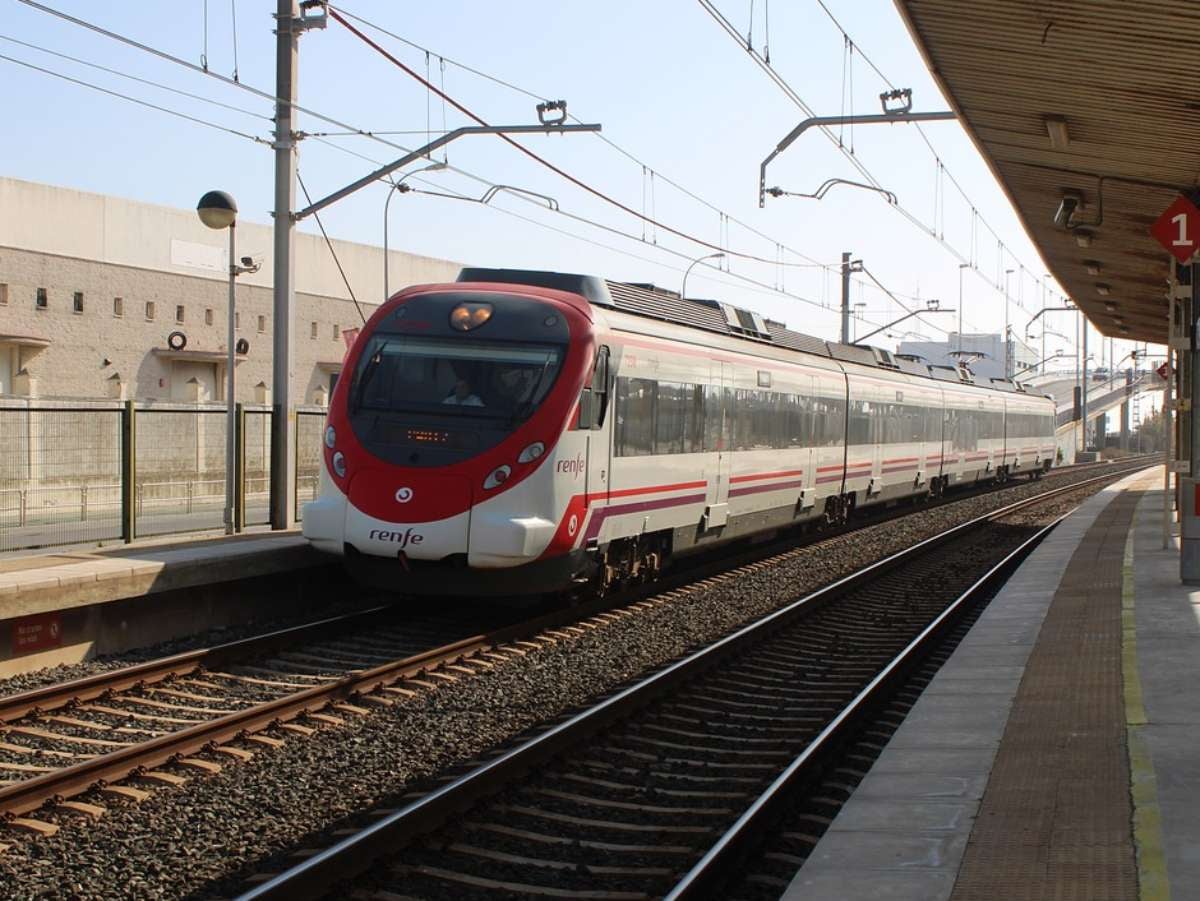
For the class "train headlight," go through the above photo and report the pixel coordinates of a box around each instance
[450,302,493,331]
[517,442,545,463]
[332,451,347,478]
[324,425,336,449]
[483,465,511,490]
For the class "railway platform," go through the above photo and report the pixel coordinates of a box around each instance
[784,465,1193,900]
[0,531,334,676]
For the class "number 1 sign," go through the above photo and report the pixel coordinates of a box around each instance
[1151,195,1200,264]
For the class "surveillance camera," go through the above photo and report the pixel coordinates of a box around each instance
[241,256,254,267]
[1053,192,1082,229]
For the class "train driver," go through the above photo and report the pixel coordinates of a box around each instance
[443,378,484,407]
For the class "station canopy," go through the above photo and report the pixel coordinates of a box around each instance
[894,0,1200,343]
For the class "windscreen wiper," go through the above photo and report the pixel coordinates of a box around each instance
[351,350,383,413]
[509,353,556,426]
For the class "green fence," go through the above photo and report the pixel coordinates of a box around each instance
[0,402,328,553]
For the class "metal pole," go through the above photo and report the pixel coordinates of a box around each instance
[957,264,967,354]
[121,399,135,543]
[1191,261,1200,492]
[383,182,399,302]
[840,252,851,344]
[235,403,246,532]
[682,252,724,300]
[225,224,236,535]
[1041,279,1046,375]
[1076,308,1082,451]
[270,0,299,531]
[1004,269,1012,379]
[1081,319,1089,451]
[1165,298,1174,548]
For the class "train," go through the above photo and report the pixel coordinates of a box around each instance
[302,268,1057,596]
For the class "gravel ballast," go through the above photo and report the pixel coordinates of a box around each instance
[0,469,1142,900]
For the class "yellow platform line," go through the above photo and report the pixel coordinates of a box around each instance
[1123,527,1170,901]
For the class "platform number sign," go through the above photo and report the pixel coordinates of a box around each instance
[1151,195,1200,264]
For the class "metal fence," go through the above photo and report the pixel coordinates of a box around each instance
[0,402,328,552]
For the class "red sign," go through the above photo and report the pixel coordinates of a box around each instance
[1157,362,1171,381]
[1150,195,1200,264]
[12,613,62,654]
[340,327,360,363]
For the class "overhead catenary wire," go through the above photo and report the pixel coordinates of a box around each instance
[698,0,1074,326]
[0,51,265,144]
[330,2,833,270]
[328,6,828,272]
[0,34,272,122]
[811,0,1068,314]
[229,0,240,81]
[296,170,367,324]
[700,1,1078,350]
[16,0,917,339]
[23,0,840,281]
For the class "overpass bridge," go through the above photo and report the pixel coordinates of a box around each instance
[1038,372,1164,461]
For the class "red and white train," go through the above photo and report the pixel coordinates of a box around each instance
[303,269,1057,596]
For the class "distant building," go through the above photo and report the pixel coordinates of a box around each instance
[0,177,461,404]
[897,332,1038,382]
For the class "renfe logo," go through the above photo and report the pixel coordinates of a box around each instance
[556,453,586,479]
[369,527,424,549]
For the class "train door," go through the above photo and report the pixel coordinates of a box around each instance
[584,346,611,506]
[704,360,732,529]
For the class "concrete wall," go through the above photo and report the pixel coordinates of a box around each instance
[0,176,462,403]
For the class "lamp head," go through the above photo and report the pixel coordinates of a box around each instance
[197,190,237,230]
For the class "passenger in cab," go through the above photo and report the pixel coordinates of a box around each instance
[443,378,484,407]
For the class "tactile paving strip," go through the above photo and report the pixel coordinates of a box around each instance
[951,490,1144,901]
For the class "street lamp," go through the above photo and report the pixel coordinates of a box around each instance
[197,190,259,535]
[681,252,725,299]
[382,162,447,302]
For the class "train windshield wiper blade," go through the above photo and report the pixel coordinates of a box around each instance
[509,353,557,427]
[352,350,383,413]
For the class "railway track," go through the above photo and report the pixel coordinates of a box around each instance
[235,463,1150,900]
[0,457,1148,846]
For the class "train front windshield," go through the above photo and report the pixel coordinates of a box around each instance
[353,335,563,418]
[348,334,565,465]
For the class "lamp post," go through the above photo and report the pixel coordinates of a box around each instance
[382,162,447,302]
[197,190,259,535]
[681,252,725,299]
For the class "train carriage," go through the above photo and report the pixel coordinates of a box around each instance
[303,268,1056,597]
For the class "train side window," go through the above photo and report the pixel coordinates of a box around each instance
[615,377,656,456]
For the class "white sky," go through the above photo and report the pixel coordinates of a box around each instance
[0,0,1164,401]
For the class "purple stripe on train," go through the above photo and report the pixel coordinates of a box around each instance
[583,492,708,542]
[728,479,806,499]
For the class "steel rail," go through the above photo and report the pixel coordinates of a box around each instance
[0,605,395,723]
[0,614,540,819]
[239,462,1151,900]
[0,458,1148,824]
[665,513,1067,898]
[0,452,1128,725]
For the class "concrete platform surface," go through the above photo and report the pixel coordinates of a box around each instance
[0,530,333,675]
[0,531,322,615]
[782,466,1193,900]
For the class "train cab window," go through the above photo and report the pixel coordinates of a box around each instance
[351,334,564,427]
[578,346,610,430]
